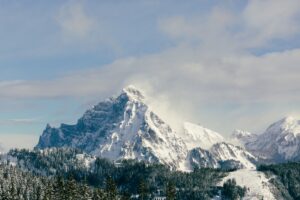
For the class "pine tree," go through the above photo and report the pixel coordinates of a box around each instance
[105,176,117,200]
[138,179,148,200]
[222,178,246,200]
[35,185,42,200]
[120,191,131,200]
[0,184,9,200]
[9,178,18,200]
[42,182,53,200]
[0,181,8,200]
[65,176,78,200]
[79,182,91,200]
[92,188,105,200]
[53,176,65,200]
[166,181,176,200]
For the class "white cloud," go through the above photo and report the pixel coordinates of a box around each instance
[243,0,300,44]
[1,46,300,134]
[159,0,300,51]
[56,2,94,38]
[1,1,300,137]
[0,133,38,151]
[158,7,238,55]
[0,118,40,126]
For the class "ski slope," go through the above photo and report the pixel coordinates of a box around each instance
[220,169,276,200]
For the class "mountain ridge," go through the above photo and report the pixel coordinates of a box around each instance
[36,85,258,171]
[37,86,189,170]
[234,116,300,162]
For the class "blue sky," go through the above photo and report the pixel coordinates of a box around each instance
[1,0,300,150]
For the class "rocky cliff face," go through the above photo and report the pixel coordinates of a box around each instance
[36,85,258,171]
[36,86,188,170]
[188,142,257,170]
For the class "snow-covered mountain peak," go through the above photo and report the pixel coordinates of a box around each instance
[230,129,257,147]
[36,86,261,171]
[266,116,300,136]
[243,116,300,161]
[231,129,252,138]
[283,116,296,122]
[36,85,188,170]
[183,122,224,150]
[122,85,145,102]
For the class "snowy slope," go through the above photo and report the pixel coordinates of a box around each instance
[36,85,261,171]
[230,129,257,147]
[188,147,219,169]
[246,116,300,161]
[188,142,258,170]
[220,169,276,200]
[183,122,224,150]
[36,85,188,170]
[210,142,257,169]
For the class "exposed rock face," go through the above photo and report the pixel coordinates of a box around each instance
[188,147,219,169]
[188,142,257,170]
[36,86,188,170]
[210,142,257,169]
[36,85,258,171]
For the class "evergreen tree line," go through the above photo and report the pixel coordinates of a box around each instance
[0,162,142,200]
[4,148,247,199]
[258,162,300,200]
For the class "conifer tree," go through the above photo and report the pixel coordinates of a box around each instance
[166,181,176,200]
[35,185,42,200]
[120,191,131,200]
[43,182,53,200]
[0,182,8,200]
[65,176,78,200]
[138,179,149,200]
[79,182,92,200]
[105,176,117,200]
[92,188,105,200]
[53,176,65,200]
[9,179,18,200]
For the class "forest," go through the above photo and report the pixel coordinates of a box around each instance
[258,162,300,200]
[0,148,247,199]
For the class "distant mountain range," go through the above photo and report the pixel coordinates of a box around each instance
[36,85,300,171]
[236,116,300,162]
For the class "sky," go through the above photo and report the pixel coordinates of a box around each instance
[1,0,300,150]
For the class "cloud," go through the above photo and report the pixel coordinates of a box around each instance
[0,133,38,151]
[159,0,300,51]
[56,2,94,39]
[1,46,300,135]
[0,118,40,126]
[1,1,300,137]
[243,0,300,44]
[158,7,238,55]
[2,47,300,103]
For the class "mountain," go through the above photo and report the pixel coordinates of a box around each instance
[183,122,224,150]
[230,129,257,147]
[210,142,257,169]
[36,85,259,171]
[245,116,300,162]
[36,85,188,170]
[189,142,257,170]
[0,144,4,153]
[188,147,219,169]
